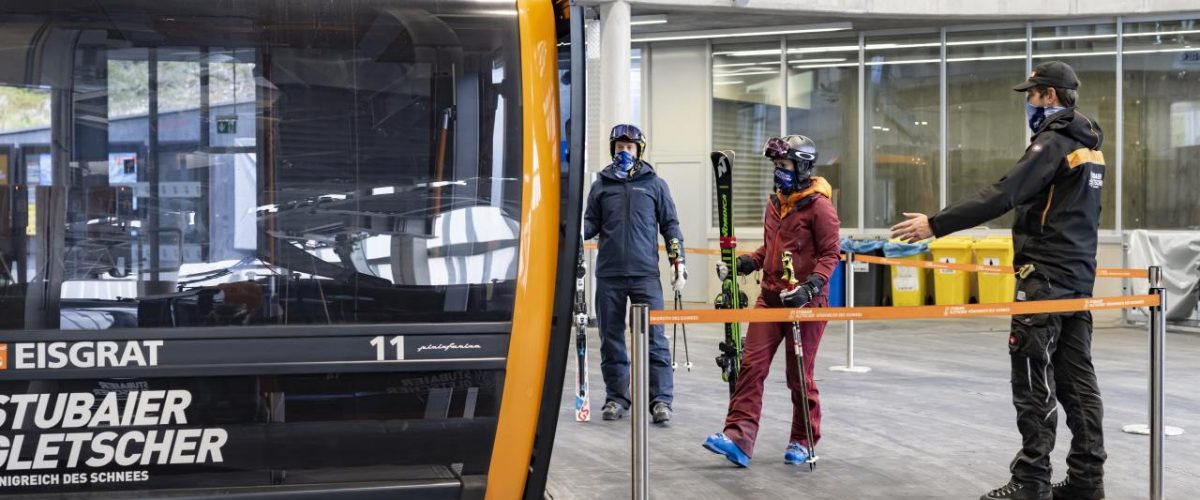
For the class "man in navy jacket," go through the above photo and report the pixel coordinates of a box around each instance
[584,124,686,424]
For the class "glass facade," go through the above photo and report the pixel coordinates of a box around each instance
[1122,19,1200,230]
[787,37,860,226]
[946,28,1027,229]
[711,41,783,228]
[709,16,1200,232]
[864,33,941,229]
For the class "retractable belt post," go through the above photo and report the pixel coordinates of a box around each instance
[831,251,871,373]
[630,303,650,500]
[1149,266,1166,500]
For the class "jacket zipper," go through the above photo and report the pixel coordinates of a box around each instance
[623,179,631,273]
[769,197,785,290]
[1040,185,1055,231]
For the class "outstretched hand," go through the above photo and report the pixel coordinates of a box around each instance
[890,212,933,243]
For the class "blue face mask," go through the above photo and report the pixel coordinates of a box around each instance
[614,151,636,179]
[1025,101,1066,132]
[774,166,797,194]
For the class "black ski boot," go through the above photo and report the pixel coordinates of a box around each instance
[651,402,672,424]
[601,401,627,421]
[980,480,1051,500]
[1052,477,1104,500]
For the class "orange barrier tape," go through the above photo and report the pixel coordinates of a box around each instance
[582,243,1147,278]
[582,242,724,257]
[649,294,1159,324]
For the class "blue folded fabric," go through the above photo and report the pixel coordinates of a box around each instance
[882,241,929,258]
[839,237,886,254]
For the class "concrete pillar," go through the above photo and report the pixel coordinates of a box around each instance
[599,0,632,135]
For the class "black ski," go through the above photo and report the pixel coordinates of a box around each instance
[573,248,590,421]
[711,150,746,396]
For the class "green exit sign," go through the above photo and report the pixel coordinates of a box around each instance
[217,115,238,134]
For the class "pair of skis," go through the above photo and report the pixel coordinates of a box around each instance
[711,151,746,396]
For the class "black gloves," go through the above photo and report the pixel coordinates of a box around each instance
[735,254,757,276]
[781,274,825,308]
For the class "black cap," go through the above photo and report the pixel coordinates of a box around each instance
[1012,60,1079,91]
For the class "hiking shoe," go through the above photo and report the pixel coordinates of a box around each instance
[601,401,627,421]
[980,480,1051,500]
[651,402,672,424]
[1052,476,1104,500]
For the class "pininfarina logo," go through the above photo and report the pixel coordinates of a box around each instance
[416,342,482,353]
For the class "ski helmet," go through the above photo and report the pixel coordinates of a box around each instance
[609,124,647,160]
[763,135,818,180]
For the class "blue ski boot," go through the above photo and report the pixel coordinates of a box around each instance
[784,442,811,465]
[702,433,750,468]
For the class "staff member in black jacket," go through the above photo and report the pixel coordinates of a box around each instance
[892,61,1107,500]
[584,124,685,424]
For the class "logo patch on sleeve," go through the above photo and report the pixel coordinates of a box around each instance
[1089,171,1104,189]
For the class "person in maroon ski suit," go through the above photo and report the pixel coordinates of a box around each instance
[703,135,841,468]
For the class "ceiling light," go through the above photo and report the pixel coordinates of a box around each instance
[946,54,1026,63]
[633,22,851,43]
[866,42,942,50]
[791,62,858,70]
[945,38,1026,46]
[713,70,778,76]
[864,58,940,66]
[631,15,667,26]
[788,57,847,64]
[713,62,775,68]
[1032,33,1116,42]
[1123,28,1200,38]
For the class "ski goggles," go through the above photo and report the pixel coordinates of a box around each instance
[762,137,816,161]
[609,124,645,143]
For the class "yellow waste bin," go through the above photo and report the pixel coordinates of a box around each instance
[928,236,974,305]
[973,236,1016,304]
[888,239,929,307]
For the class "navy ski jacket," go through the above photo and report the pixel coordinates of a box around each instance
[583,161,684,278]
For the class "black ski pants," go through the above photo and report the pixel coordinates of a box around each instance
[1008,273,1107,489]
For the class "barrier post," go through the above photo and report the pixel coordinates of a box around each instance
[630,303,649,500]
[1149,267,1165,500]
[831,252,871,373]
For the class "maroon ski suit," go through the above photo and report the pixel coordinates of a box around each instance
[722,177,841,457]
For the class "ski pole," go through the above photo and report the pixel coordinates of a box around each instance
[782,251,819,470]
[672,289,692,371]
[668,239,691,371]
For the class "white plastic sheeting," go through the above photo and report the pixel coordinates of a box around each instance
[1126,230,1200,321]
